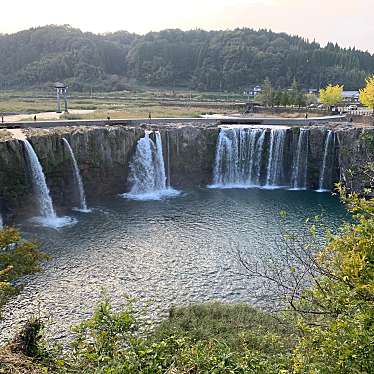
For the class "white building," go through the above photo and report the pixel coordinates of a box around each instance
[342,91,359,103]
[245,85,262,98]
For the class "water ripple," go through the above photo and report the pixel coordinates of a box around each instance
[0,188,346,345]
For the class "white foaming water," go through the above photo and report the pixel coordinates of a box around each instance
[22,139,76,228]
[29,216,77,228]
[264,128,287,188]
[62,138,90,213]
[317,130,335,192]
[290,129,309,190]
[0,214,3,229]
[211,127,266,188]
[122,131,180,200]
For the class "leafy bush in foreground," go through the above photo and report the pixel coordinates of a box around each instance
[0,227,47,316]
[52,299,294,373]
[291,186,374,373]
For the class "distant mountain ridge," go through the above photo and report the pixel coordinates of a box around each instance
[0,25,373,91]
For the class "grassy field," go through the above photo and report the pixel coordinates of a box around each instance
[0,88,320,121]
[0,88,246,121]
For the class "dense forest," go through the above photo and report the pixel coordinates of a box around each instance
[1,25,374,92]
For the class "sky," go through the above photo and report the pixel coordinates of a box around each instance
[1,0,373,53]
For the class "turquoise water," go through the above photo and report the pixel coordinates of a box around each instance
[0,188,347,342]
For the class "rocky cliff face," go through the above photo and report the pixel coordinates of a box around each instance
[0,122,373,224]
[0,124,220,222]
[0,134,31,219]
[0,126,145,221]
[156,125,219,188]
[337,126,374,192]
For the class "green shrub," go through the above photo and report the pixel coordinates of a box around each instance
[291,185,374,373]
[0,227,47,315]
[50,299,294,373]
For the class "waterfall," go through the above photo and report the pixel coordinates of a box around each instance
[22,139,76,227]
[290,129,309,190]
[265,128,287,188]
[62,138,90,212]
[154,131,167,190]
[317,130,335,192]
[212,127,265,187]
[166,132,171,188]
[212,128,239,186]
[23,139,57,219]
[0,214,3,229]
[123,131,179,200]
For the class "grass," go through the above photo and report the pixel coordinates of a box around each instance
[0,88,246,114]
[0,88,243,121]
[153,302,297,353]
[61,106,228,120]
[1,88,320,121]
[0,302,297,373]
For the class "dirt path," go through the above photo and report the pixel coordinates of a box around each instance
[3,110,94,122]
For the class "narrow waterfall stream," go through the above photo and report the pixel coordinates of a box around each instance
[166,132,171,188]
[317,130,335,192]
[122,130,179,200]
[22,140,57,219]
[62,138,90,212]
[290,129,309,190]
[153,131,167,190]
[22,139,76,228]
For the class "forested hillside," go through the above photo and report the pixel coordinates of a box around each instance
[1,25,374,91]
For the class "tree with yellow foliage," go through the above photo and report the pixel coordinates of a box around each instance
[319,84,343,108]
[359,75,374,113]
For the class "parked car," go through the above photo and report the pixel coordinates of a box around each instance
[347,105,358,110]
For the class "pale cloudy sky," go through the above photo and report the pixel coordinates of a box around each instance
[2,0,373,52]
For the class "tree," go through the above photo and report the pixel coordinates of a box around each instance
[289,78,300,106]
[305,93,318,106]
[238,185,374,373]
[0,227,47,315]
[295,92,306,108]
[319,84,344,108]
[273,90,283,106]
[292,186,374,373]
[359,75,374,112]
[280,91,290,107]
[258,78,275,107]
[1,26,374,91]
